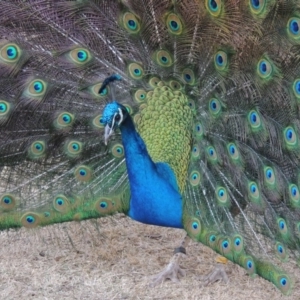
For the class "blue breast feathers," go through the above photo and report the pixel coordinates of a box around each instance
[119,110,183,228]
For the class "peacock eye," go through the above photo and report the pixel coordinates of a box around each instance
[115,114,121,121]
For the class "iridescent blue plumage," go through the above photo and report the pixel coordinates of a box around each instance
[102,102,183,228]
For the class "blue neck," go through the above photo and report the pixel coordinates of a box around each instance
[120,116,183,228]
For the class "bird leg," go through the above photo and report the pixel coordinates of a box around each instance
[150,234,190,286]
[150,234,229,287]
[198,262,229,286]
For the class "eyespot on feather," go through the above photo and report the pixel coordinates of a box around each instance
[122,12,141,34]
[232,235,244,253]
[186,218,202,239]
[148,77,160,88]
[24,79,47,99]
[95,197,116,215]
[218,237,232,256]
[53,195,70,213]
[257,58,273,80]
[191,144,201,160]
[264,166,276,187]
[134,89,147,103]
[216,186,230,206]
[214,51,228,72]
[283,126,298,149]
[292,79,300,99]
[169,80,182,90]
[65,140,83,157]
[166,13,183,35]
[29,141,46,158]
[74,165,93,182]
[206,145,218,163]
[189,170,201,186]
[128,62,144,79]
[205,0,223,17]
[154,50,173,67]
[249,0,266,16]
[227,143,240,162]
[239,255,256,275]
[289,184,300,207]
[248,181,260,202]
[194,123,204,140]
[274,274,293,295]
[209,98,222,117]
[110,143,124,158]
[205,232,218,248]
[188,99,195,110]
[21,212,41,228]
[68,48,92,65]
[92,114,105,129]
[275,242,288,261]
[287,17,300,41]
[0,194,16,210]
[182,68,195,85]
[0,43,21,63]
[0,100,11,120]
[55,112,75,129]
[247,110,262,131]
[277,218,288,235]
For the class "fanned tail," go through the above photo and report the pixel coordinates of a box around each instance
[0,0,300,294]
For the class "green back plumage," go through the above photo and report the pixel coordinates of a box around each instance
[1,0,300,295]
[136,82,193,192]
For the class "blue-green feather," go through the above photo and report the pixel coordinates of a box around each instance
[1,0,300,296]
[102,103,183,228]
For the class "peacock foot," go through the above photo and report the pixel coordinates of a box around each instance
[198,264,229,286]
[150,251,186,286]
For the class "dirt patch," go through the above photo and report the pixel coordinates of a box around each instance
[0,215,299,300]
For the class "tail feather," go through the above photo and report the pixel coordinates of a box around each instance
[0,0,300,294]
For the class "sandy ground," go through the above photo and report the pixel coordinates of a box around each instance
[0,214,299,300]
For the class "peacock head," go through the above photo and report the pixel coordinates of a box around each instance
[102,101,128,145]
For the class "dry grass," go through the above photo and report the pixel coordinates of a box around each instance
[0,214,299,300]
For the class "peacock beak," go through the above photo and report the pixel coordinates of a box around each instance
[104,124,114,145]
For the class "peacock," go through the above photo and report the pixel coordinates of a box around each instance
[1,0,300,295]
